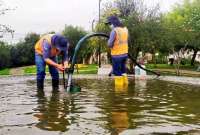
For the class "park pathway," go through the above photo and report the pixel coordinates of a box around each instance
[154,69,200,77]
[9,67,24,75]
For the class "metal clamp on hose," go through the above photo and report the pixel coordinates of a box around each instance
[64,68,74,74]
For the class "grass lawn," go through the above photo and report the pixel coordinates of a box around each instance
[74,64,98,74]
[146,64,198,71]
[23,64,98,75]
[0,68,10,75]
[145,64,200,77]
[24,66,49,74]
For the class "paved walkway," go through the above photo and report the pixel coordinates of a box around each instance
[9,67,24,76]
[97,64,112,75]
[156,75,200,86]
[153,69,200,77]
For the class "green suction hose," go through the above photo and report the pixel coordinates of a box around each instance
[66,33,109,92]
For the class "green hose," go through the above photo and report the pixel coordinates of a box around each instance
[66,33,109,92]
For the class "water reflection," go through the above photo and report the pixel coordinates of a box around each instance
[134,79,147,90]
[1,76,200,135]
[114,84,128,93]
[110,85,129,135]
[34,90,70,132]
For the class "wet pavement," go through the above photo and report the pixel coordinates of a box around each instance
[0,75,200,135]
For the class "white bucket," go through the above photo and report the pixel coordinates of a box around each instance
[135,65,147,80]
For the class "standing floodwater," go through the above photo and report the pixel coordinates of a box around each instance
[1,76,200,135]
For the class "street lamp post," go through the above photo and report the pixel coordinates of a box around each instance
[98,0,101,68]
[92,19,95,32]
[99,0,101,22]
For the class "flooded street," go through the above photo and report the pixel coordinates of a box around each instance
[1,76,200,135]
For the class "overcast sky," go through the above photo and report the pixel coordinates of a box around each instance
[1,0,183,42]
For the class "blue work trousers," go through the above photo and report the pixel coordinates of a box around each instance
[35,53,59,80]
[112,55,128,76]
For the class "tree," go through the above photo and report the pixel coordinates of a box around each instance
[62,25,88,63]
[10,33,40,67]
[166,0,200,66]
[183,0,200,65]
[0,0,14,38]
[99,0,164,72]
[0,41,11,69]
[24,33,40,64]
[159,0,200,75]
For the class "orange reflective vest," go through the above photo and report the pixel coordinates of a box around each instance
[35,34,59,56]
[111,27,128,56]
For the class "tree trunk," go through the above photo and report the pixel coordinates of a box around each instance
[84,54,92,65]
[129,61,134,74]
[191,50,198,66]
[129,47,139,74]
[176,59,180,76]
[152,52,157,68]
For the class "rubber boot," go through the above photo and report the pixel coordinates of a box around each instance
[114,76,124,86]
[52,79,59,92]
[37,79,44,91]
[122,73,128,85]
[114,76,126,92]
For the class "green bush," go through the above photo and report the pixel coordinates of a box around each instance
[0,42,11,69]
[10,33,40,67]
